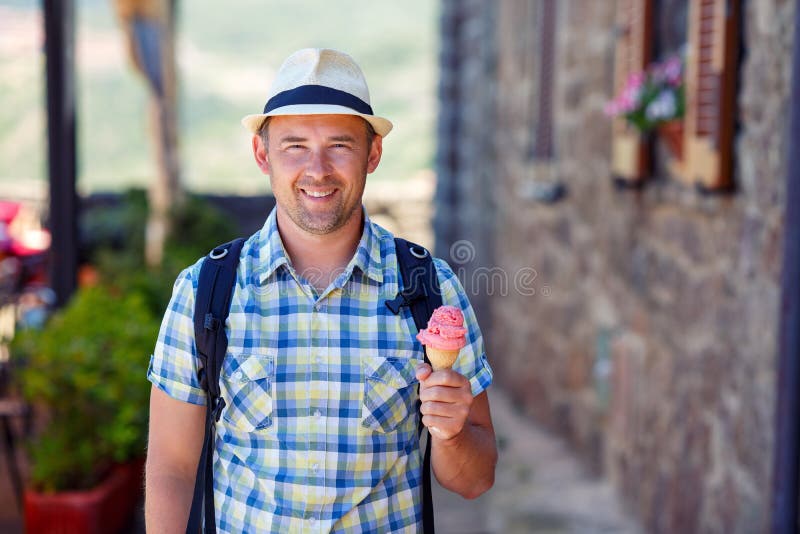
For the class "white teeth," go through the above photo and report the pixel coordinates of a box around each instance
[304,189,334,198]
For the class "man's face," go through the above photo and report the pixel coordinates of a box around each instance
[254,114,382,236]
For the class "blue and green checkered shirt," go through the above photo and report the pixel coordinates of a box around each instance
[148,207,493,533]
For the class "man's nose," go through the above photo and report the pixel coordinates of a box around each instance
[305,149,331,179]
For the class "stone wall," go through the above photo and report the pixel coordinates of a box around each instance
[434,0,498,331]
[436,0,796,531]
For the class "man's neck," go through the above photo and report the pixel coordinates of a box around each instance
[276,207,364,291]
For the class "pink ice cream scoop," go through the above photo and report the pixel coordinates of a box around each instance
[416,305,467,369]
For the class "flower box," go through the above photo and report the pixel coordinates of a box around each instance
[24,459,144,534]
[605,55,685,133]
[657,119,684,161]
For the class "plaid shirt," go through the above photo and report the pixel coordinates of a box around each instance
[148,207,493,533]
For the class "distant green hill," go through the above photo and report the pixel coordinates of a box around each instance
[0,0,438,195]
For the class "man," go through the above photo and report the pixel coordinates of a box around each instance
[145,48,497,533]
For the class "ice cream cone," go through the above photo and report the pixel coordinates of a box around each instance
[417,305,468,370]
[425,347,460,370]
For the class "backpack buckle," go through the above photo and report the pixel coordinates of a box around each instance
[384,285,426,315]
[209,247,229,260]
[204,313,220,332]
[211,397,226,422]
[409,245,429,259]
[385,293,407,314]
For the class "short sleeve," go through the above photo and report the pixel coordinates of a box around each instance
[147,262,207,406]
[432,258,493,397]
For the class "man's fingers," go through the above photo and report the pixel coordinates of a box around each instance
[416,366,472,441]
[418,368,469,388]
[421,414,453,428]
[421,415,463,440]
[420,400,470,420]
[415,363,433,382]
[419,384,473,405]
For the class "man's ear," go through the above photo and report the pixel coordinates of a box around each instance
[366,135,383,174]
[252,135,270,175]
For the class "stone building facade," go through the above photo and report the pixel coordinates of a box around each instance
[435,0,796,531]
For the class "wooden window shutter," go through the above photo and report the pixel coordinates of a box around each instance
[530,0,557,161]
[678,0,739,190]
[611,0,654,184]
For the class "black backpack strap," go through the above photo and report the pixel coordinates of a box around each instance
[186,237,246,534]
[386,237,443,534]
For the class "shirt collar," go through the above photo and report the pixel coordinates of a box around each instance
[254,208,290,285]
[255,206,384,286]
[340,207,384,285]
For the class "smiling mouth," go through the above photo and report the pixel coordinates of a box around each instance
[301,188,336,198]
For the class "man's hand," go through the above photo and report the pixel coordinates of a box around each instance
[414,362,497,499]
[415,363,473,440]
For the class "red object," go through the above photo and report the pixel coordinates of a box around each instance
[657,120,684,160]
[0,201,21,224]
[23,459,144,534]
[9,238,50,258]
[78,264,100,288]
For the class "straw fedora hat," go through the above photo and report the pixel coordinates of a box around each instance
[241,48,393,137]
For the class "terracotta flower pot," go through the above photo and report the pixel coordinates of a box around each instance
[656,120,684,160]
[24,459,144,534]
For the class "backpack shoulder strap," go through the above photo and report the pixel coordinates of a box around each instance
[386,237,442,534]
[193,237,247,402]
[386,237,444,339]
[187,237,246,534]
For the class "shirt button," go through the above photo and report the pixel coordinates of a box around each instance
[309,516,317,525]
[313,409,322,419]
[312,462,319,473]
[315,355,324,365]
[234,370,244,381]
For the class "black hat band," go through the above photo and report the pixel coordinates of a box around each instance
[263,84,374,116]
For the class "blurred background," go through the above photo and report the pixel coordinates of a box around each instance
[1,0,437,194]
[1,0,799,533]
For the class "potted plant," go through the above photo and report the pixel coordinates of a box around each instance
[605,55,685,159]
[8,191,239,533]
[11,283,160,533]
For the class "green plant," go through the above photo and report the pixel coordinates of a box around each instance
[83,189,237,315]
[163,194,240,272]
[11,284,159,492]
[9,190,239,492]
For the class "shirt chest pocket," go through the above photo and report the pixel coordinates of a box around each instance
[361,351,423,434]
[222,352,275,432]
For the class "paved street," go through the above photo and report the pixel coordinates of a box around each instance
[433,387,641,534]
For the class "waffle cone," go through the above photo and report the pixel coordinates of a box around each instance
[425,347,460,370]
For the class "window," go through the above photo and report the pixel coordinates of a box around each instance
[675,0,739,190]
[610,0,654,185]
[529,0,557,161]
[610,0,739,190]
[652,0,689,175]
[654,0,689,60]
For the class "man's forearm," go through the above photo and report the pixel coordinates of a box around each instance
[145,470,196,533]
[145,386,206,532]
[430,420,497,499]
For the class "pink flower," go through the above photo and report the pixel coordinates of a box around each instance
[605,55,684,124]
[625,71,646,92]
[618,86,640,112]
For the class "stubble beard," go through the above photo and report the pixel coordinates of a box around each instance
[285,175,366,236]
